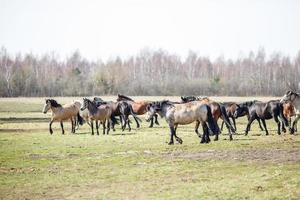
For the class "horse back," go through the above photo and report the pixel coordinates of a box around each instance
[171,102,207,125]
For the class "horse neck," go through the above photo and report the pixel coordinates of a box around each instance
[159,103,172,118]
[50,106,62,114]
[87,102,98,114]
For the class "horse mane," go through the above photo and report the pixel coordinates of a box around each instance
[47,99,62,107]
[117,94,135,102]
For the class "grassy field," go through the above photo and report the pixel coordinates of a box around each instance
[0,97,299,200]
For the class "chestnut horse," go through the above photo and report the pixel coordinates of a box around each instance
[116,94,159,128]
[281,98,297,133]
[42,99,83,134]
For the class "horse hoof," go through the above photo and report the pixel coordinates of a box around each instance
[176,138,183,144]
[168,141,174,145]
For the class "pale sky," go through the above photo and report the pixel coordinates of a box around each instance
[0,0,300,61]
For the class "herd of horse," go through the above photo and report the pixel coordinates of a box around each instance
[42,91,300,145]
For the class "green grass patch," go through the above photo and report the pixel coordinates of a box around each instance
[0,97,299,199]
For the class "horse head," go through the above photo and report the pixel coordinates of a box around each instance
[43,99,61,114]
[281,90,299,103]
[81,98,90,111]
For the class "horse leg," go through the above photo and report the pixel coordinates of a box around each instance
[194,120,201,137]
[60,121,65,135]
[232,117,237,132]
[245,116,255,135]
[149,117,154,128]
[220,121,224,131]
[91,120,94,135]
[71,118,75,133]
[274,115,281,135]
[127,116,131,132]
[102,119,106,135]
[291,115,300,134]
[49,120,54,135]
[121,115,127,131]
[173,124,183,144]
[257,119,264,131]
[200,122,210,143]
[281,121,286,133]
[214,119,219,141]
[95,120,100,135]
[168,124,175,145]
[106,119,110,134]
[134,115,140,129]
[260,119,268,135]
[154,114,159,125]
[225,123,233,141]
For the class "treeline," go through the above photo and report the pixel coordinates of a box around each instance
[0,47,299,97]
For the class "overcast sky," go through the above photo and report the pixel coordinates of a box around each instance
[0,0,299,61]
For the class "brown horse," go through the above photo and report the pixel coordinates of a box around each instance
[116,94,159,128]
[42,99,83,134]
[220,102,238,131]
[181,96,235,141]
[81,98,112,135]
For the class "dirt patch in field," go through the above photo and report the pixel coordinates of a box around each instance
[165,149,300,163]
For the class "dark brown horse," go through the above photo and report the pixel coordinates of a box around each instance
[234,100,289,135]
[116,94,159,127]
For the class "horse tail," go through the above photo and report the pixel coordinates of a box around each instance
[206,105,220,135]
[279,103,289,127]
[220,103,235,133]
[77,112,84,125]
[129,105,142,122]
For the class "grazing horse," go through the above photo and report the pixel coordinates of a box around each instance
[93,97,141,131]
[81,98,112,135]
[42,99,83,134]
[181,96,235,141]
[117,94,159,128]
[281,91,300,134]
[234,100,289,135]
[145,100,220,144]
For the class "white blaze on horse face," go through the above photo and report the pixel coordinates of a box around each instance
[42,102,50,114]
